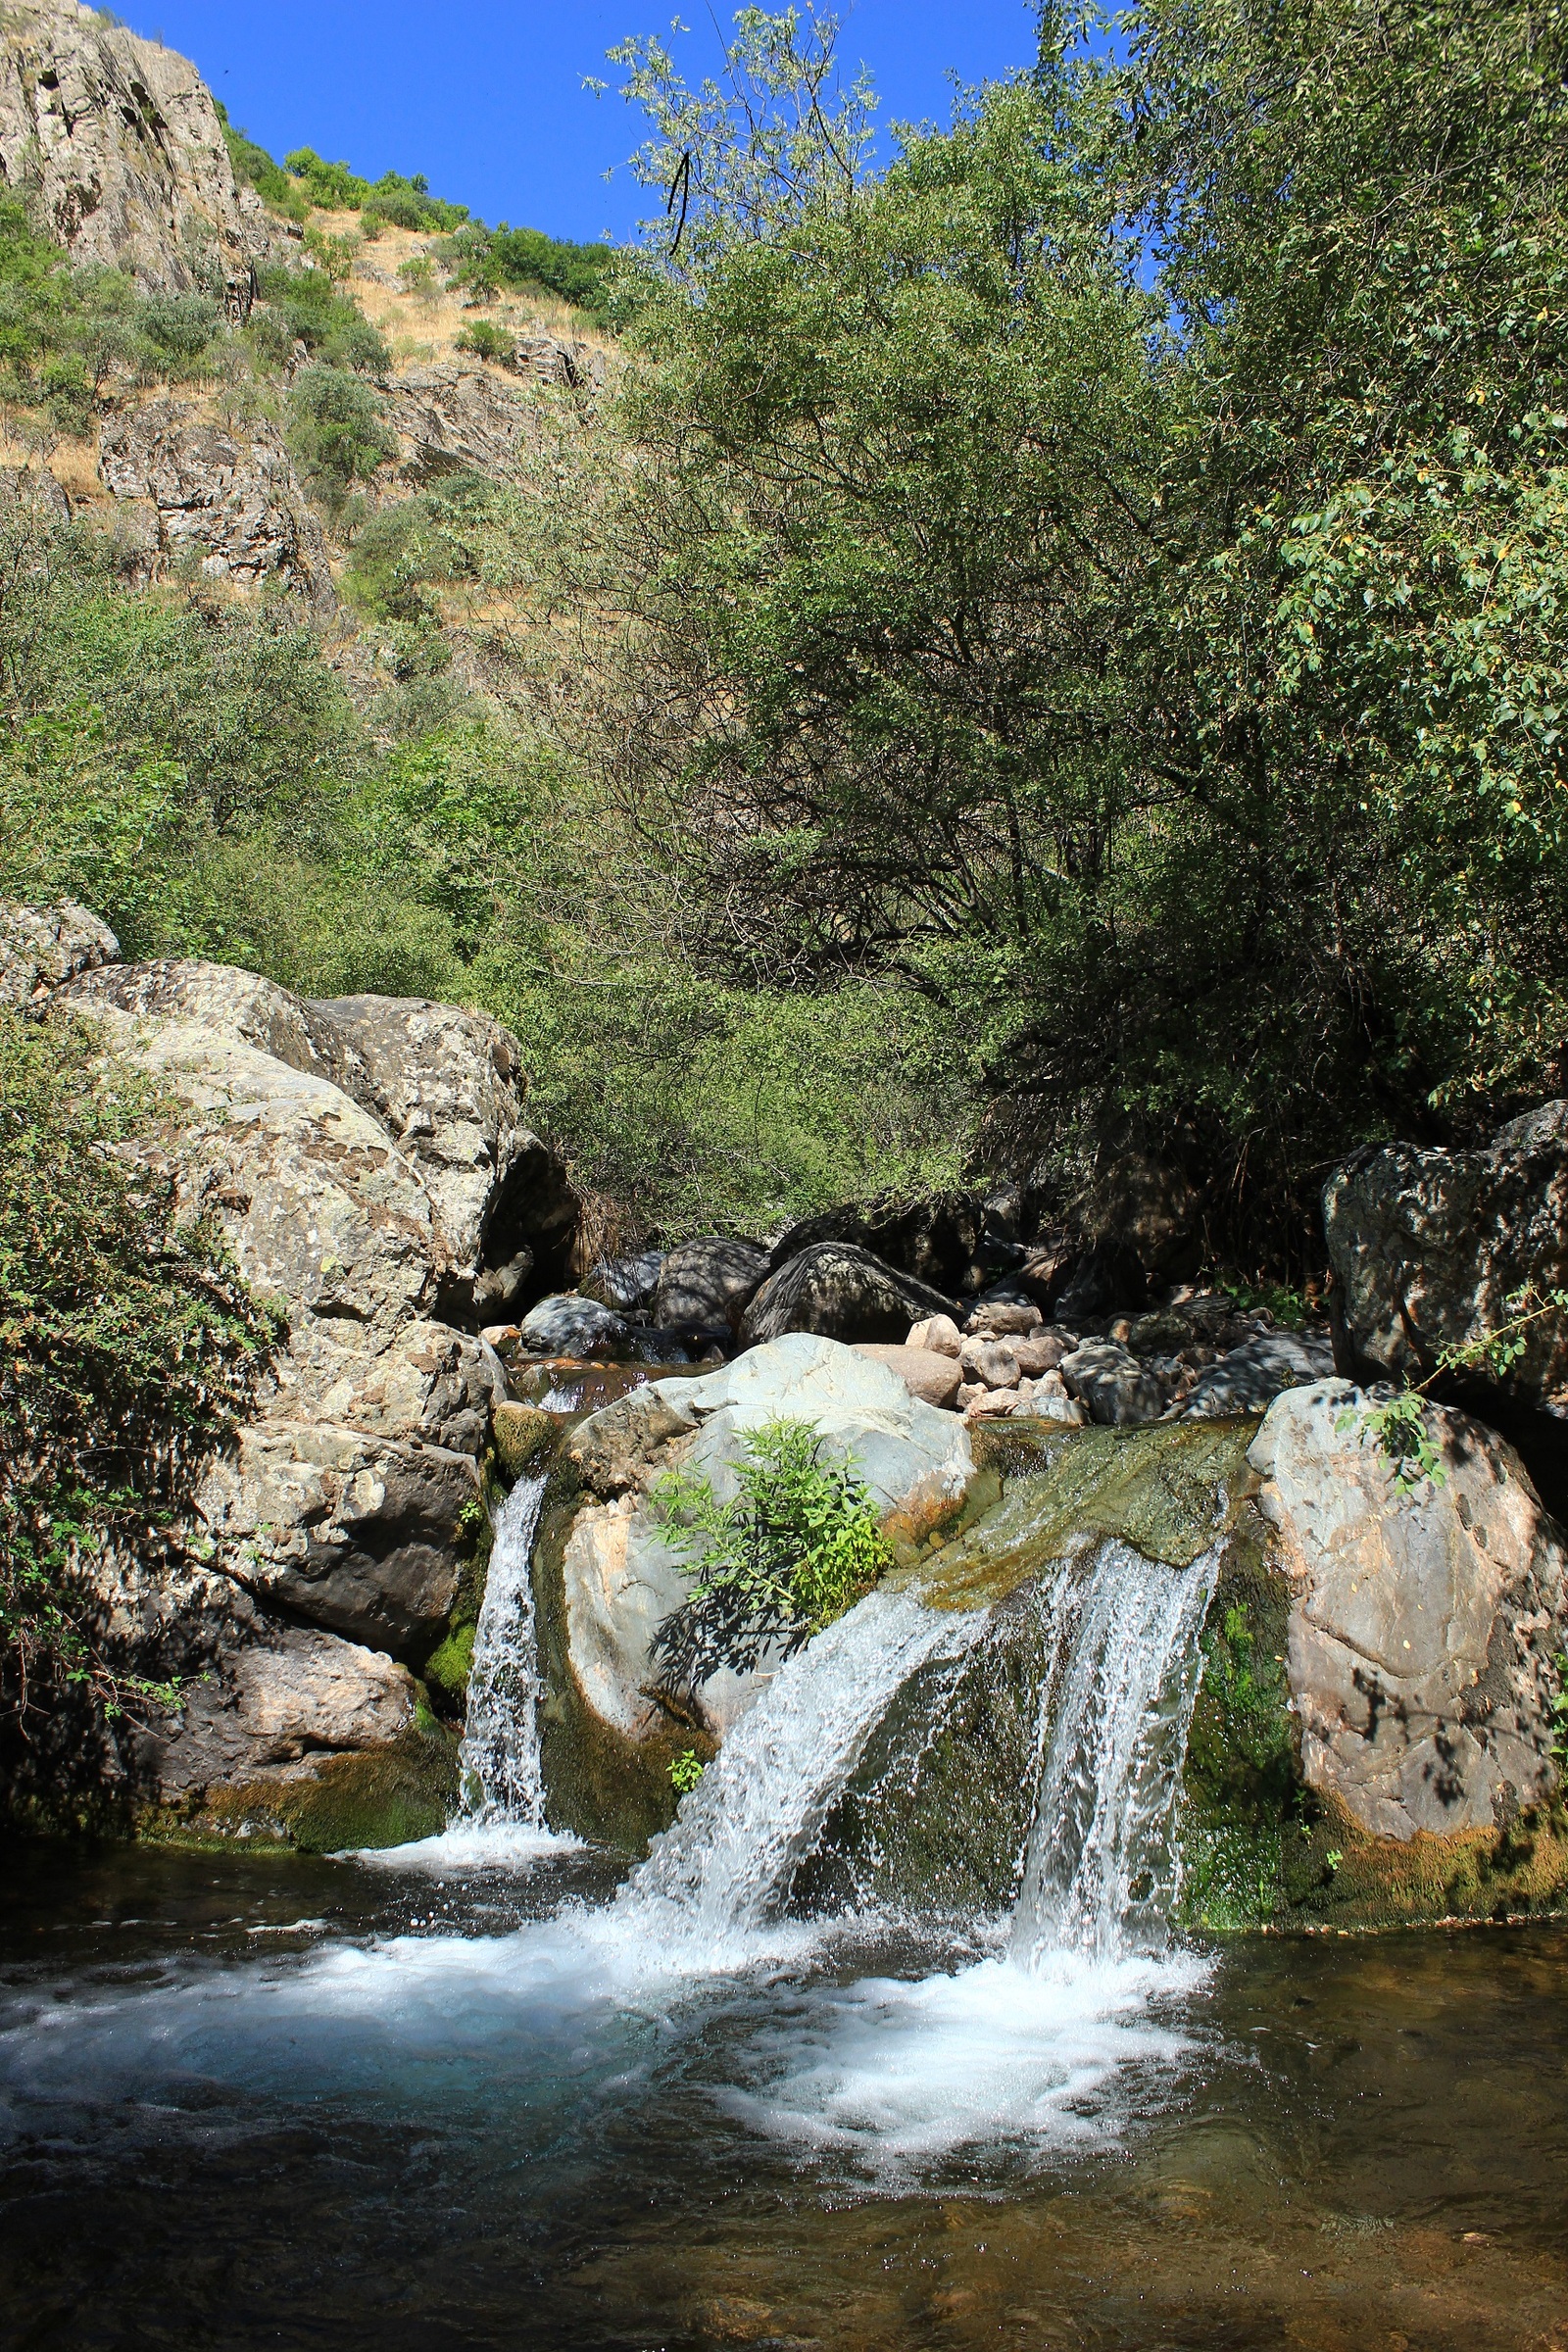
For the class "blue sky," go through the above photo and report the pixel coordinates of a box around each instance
[126,3,1043,245]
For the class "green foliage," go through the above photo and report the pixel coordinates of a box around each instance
[253,262,388,371]
[0,1009,276,1725]
[454,318,514,365]
[1348,1283,1568,1489]
[286,362,395,508]
[650,1419,895,1690]
[570,0,1568,1271]
[215,105,309,221]
[668,1747,706,1794]
[0,197,227,428]
[283,148,468,232]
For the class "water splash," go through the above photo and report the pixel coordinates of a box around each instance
[1009,1538,1221,1966]
[615,1587,988,1965]
[457,1472,552,1829]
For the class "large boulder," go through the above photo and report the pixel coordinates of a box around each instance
[1325,1107,1568,1408]
[62,958,578,1302]
[652,1236,771,1331]
[1250,1383,1568,1839]
[768,1193,983,1296]
[1181,1331,1334,1418]
[517,1293,629,1360]
[552,1336,974,1762]
[741,1242,957,1348]
[0,899,118,1004]
[1059,1338,1167,1426]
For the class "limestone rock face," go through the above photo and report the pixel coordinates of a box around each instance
[1324,1109,1568,1408]
[0,0,276,301]
[98,402,333,606]
[557,1336,975,1743]
[742,1242,957,1348]
[0,898,118,1004]
[376,363,538,485]
[1250,1382,1568,1839]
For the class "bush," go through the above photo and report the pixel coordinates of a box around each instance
[287,362,395,508]
[253,262,388,371]
[649,1419,894,1691]
[0,1008,276,1728]
[217,106,309,221]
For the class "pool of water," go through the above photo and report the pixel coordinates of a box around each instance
[1,1841,1565,2351]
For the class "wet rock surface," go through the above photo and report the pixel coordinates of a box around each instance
[552,1337,976,1765]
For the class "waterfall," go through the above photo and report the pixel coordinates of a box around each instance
[457,1472,552,1829]
[615,1587,987,1960]
[1009,1538,1221,1966]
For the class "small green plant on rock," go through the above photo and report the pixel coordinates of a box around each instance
[668,1748,705,1794]
[649,1417,893,1691]
[1349,1286,1568,1494]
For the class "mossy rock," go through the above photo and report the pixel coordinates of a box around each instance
[143,1719,461,1853]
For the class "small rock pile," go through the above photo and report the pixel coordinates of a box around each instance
[895,1295,1334,1427]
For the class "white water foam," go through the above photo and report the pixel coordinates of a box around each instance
[1010,1538,1222,1965]
[613,1585,988,1967]
[459,1471,553,1828]
[727,1538,1222,2169]
[355,1470,581,1873]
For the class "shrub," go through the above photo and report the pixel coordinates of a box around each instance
[649,1419,894,1691]
[0,1009,277,1728]
[454,318,514,365]
[217,106,309,221]
[287,362,395,508]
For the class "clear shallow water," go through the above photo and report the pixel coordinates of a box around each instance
[2,1844,1567,2351]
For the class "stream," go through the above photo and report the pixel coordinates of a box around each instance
[2,1533,1566,2345]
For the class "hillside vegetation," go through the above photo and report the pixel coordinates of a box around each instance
[3,0,1564,1280]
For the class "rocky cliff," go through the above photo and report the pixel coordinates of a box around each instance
[0,0,275,307]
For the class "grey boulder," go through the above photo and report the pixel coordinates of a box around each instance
[1181,1332,1335,1418]
[1251,1382,1568,1839]
[0,899,119,1004]
[560,1335,974,1741]
[1325,1106,1568,1408]
[1059,1338,1167,1426]
[653,1236,771,1329]
[741,1242,957,1348]
[518,1293,630,1359]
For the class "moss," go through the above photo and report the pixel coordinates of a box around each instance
[906,1417,1260,1614]
[424,1620,476,1710]
[143,1720,461,1853]
[493,1402,558,1481]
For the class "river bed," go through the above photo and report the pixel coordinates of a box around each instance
[1,1841,1565,2351]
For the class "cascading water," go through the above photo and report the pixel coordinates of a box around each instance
[1009,1538,1223,1964]
[457,1471,551,1827]
[615,1588,989,1962]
